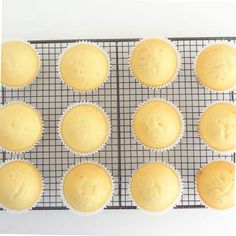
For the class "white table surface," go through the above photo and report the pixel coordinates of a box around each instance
[1,0,236,235]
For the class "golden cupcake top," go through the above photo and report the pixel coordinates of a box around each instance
[0,102,43,152]
[59,43,109,92]
[199,102,236,152]
[1,41,40,88]
[196,161,235,210]
[60,103,110,154]
[130,39,179,88]
[0,160,43,211]
[130,162,181,212]
[133,99,183,150]
[62,162,113,213]
[195,43,236,91]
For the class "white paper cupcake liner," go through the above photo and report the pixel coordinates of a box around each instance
[129,37,182,89]
[198,101,236,155]
[58,101,111,157]
[128,160,183,215]
[57,41,111,94]
[60,160,114,215]
[0,101,44,154]
[131,98,185,152]
[1,39,41,89]
[0,158,44,213]
[194,40,236,93]
[195,159,235,212]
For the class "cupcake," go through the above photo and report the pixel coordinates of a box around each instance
[195,43,236,92]
[130,38,180,88]
[1,40,40,88]
[132,99,183,151]
[61,162,113,214]
[59,102,110,155]
[130,162,182,213]
[0,102,43,153]
[0,160,43,211]
[59,42,110,92]
[196,160,235,210]
[198,102,236,153]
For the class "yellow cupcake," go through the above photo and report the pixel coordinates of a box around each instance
[0,160,43,211]
[0,102,43,152]
[195,43,236,91]
[1,41,40,88]
[59,43,109,92]
[196,161,235,210]
[199,102,236,153]
[62,162,113,213]
[133,99,183,150]
[59,103,110,155]
[130,162,181,212]
[130,39,179,88]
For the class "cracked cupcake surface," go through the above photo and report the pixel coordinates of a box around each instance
[198,102,236,153]
[62,163,113,213]
[133,100,183,150]
[0,160,43,211]
[195,43,236,91]
[196,161,235,210]
[59,43,109,92]
[130,39,179,88]
[130,162,181,212]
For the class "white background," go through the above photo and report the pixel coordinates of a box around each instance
[1,0,236,235]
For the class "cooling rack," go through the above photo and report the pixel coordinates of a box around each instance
[0,37,235,210]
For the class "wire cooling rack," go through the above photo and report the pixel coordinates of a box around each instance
[0,37,235,210]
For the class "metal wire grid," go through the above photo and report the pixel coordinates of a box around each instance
[0,37,235,210]
[118,38,236,208]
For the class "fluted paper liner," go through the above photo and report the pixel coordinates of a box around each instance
[0,158,44,213]
[128,160,183,215]
[195,159,235,212]
[0,101,44,154]
[194,40,236,92]
[57,41,111,93]
[58,101,111,156]
[129,37,182,89]
[1,39,41,89]
[60,160,114,215]
[131,98,185,152]
[198,101,236,154]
